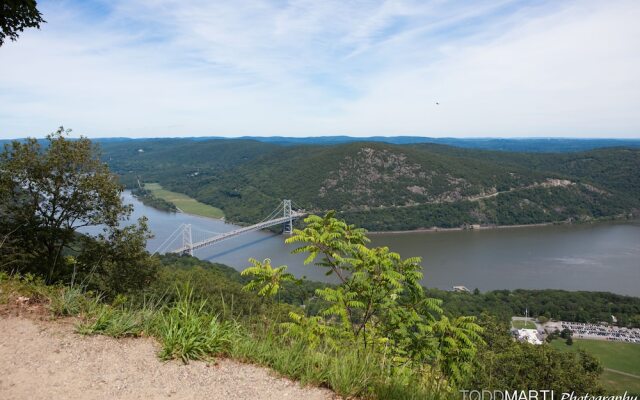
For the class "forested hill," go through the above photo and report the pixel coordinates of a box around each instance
[100,139,640,231]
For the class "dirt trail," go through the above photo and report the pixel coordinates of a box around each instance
[0,315,334,400]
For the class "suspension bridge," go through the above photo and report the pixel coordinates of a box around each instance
[154,200,306,256]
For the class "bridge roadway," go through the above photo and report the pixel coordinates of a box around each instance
[171,212,307,254]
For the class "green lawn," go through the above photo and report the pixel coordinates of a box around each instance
[511,319,537,329]
[550,339,640,394]
[600,370,640,395]
[144,183,225,219]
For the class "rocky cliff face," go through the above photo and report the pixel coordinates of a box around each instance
[317,147,511,210]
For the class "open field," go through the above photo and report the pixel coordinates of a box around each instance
[600,370,640,395]
[145,183,225,219]
[511,319,537,329]
[550,339,640,394]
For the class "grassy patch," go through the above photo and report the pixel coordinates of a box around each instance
[77,302,157,338]
[145,183,224,219]
[600,370,640,395]
[550,339,640,393]
[49,285,96,316]
[511,319,536,329]
[156,288,239,363]
[550,339,640,375]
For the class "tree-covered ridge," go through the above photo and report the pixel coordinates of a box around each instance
[100,139,640,230]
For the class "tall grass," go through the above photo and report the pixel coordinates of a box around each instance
[230,325,447,400]
[155,286,239,363]
[49,285,95,316]
[77,302,157,338]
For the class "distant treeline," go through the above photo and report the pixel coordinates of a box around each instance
[426,288,640,328]
[86,136,640,152]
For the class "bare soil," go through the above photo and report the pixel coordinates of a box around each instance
[0,314,334,400]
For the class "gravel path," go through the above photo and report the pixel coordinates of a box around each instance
[0,316,334,400]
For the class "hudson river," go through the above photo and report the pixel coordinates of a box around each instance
[122,191,640,296]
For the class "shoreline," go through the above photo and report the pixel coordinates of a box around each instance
[128,189,638,235]
[175,207,226,222]
[367,217,638,235]
[129,189,226,222]
[367,222,557,235]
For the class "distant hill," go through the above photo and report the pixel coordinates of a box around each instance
[99,138,640,231]
[4,136,640,153]
[226,136,640,153]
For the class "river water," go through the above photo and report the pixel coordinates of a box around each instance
[121,191,640,296]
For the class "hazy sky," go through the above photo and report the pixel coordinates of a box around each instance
[1,0,639,139]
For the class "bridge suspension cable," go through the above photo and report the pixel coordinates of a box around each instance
[167,199,306,255]
[152,223,185,256]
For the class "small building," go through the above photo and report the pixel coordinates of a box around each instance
[453,286,471,293]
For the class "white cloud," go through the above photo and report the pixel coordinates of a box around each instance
[0,0,638,138]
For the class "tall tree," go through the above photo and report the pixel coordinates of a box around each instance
[1,0,45,46]
[0,127,131,282]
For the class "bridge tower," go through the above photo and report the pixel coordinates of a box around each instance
[283,199,293,234]
[182,224,193,256]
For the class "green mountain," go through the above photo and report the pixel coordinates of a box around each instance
[100,139,640,231]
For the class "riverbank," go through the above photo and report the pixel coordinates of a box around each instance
[367,216,639,235]
[367,222,558,235]
[142,183,225,220]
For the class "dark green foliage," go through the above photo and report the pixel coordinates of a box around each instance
[99,139,640,231]
[0,129,159,301]
[76,218,160,300]
[425,288,640,328]
[0,128,132,283]
[0,0,45,46]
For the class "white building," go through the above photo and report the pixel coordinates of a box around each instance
[516,329,543,345]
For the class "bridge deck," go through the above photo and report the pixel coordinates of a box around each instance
[171,212,306,254]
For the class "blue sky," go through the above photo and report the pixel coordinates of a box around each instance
[1,0,639,138]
